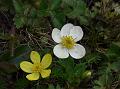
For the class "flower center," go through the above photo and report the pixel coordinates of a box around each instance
[61,36,75,49]
[32,63,43,73]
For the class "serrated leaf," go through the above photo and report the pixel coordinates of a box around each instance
[67,9,80,18]
[50,11,65,29]
[58,58,74,72]
[58,58,74,81]
[74,63,86,77]
[52,66,64,77]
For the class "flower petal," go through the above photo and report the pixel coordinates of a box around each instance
[26,73,39,81]
[52,28,61,43]
[70,26,83,42]
[41,69,51,78]
[30,51,41,63]
[69,44,86,59]
[20,61,33,73]
[61,23,73,36]
[41,54,52,69]
[53,44,69,58]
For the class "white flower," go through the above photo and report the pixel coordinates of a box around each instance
[52,23,86,59]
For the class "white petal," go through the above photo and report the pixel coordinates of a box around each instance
[70,26,83,42]
[52,28,61,43]
[53,44,69,58]
[69,44,86,59]
[61,23,73,36]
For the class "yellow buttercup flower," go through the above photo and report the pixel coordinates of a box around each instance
[20,51,52,81]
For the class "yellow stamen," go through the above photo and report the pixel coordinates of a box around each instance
[61,36,75,49]
[32,63,43,73]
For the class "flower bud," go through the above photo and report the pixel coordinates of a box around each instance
[82,70,92,79]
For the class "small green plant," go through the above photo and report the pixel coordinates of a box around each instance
[53,58,91,88]
[94,43,120,89]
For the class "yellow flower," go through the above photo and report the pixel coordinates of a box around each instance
[20,51,52,81]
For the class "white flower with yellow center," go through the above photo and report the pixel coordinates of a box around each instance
[52,23,86,59]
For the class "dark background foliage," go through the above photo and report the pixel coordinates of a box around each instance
[0,0,120,89]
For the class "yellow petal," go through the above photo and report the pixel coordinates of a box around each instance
[41,54,52,69]
[26,73,39,81]
[30,51,41,63]
[20,61,33,73]
[41,69,51,78]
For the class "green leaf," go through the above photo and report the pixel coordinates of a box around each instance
[38,0,49,17]
[50,11,65,29]
[62,0,75,6]
[56,84,61,89]
[79,16,89,25]
[58,58,74,73]
[107,42,120,56]
[29,8,37,18]
[12,0,24,13]
[94,67,112,88]
[58,58,74,81]
[94,80,105,89]
[67,9,80,18]
[50,0,61,10]
[106,42,120,61]
[110,60,120,72]
[39,0,48,10]
[74,63,86,77]
[75,1,86,15]
[48,84,55,89]
[38,10,49,17]
[64,0,86,16]
[14,15,26,29]
[52,66,64,78]
[15,78,29,89]
[84,53,101,64]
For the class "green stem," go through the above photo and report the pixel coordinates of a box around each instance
[10,27,15,57]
